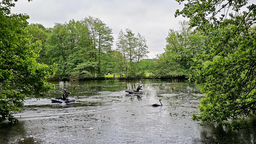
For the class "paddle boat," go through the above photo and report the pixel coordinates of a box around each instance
[51,97,75,103]
[125,89,143,94]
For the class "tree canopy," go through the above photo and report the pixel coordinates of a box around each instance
[154,21,205,78]
[0,0,55,123]
[115,29,149,78]
[175,0,256,128]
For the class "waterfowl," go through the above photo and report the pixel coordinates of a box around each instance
[152,99,162,107]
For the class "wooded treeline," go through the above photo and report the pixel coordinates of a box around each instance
[28,17,151,80]
[27,16,201,80]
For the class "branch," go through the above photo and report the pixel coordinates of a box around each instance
[212,1,232,19]
[217,9,253,55]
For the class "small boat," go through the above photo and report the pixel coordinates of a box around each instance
[51,98,75,103]
[125,89,143,94]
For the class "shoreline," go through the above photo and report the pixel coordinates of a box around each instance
[47,75,188,81]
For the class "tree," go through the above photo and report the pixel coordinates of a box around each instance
[116,30,128,76]
[25,24,49,63]
[96,24,114,77]
[0,0,55,123]
[154,51,179,78]
[164,21,191,76]
[138,59,155,77]
[133,33,149,77]
[124,29,137,77]
[135,33,149,62]
[155,21,204,78]
[45,23,70,78]
[84,16,114,78]
[116,29,149,78]
[175,0,256,127]
[69,20,95,80]
[45,19,94,80]
[45,17,114,80]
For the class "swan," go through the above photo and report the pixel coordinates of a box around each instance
[152,99,163,107]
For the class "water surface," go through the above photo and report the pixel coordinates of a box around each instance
[0,79,255,144]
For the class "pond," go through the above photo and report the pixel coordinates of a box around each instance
[0,79,256,144]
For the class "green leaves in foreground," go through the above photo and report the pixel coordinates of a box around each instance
[192,45,256,123]
[175,0,256,129]
[0,1,55,123]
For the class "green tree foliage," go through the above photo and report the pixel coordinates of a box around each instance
[175,0,256,127]
[134,33,149,77]
[155,21,205,78]
[155,51,180,78]
[45,20,91,79]
[108,50,127,77]
[45,23,71,78]
[70,62,96,80]
[84,16,114,78]
[124,29,137,77]
[69,20,96,80]
[0,0,55,123]
[44,17,114,79]
[137,59,155,77]
[136,33,149,62]
[116,30,128,76]
[116,29,149,78]
[25,24,50,63]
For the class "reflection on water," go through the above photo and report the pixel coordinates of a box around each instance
[197,119,256,144]
[0,122,40,144]
[1,79,256,143]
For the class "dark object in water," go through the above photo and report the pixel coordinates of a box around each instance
[136,95,142,101]
[125,89,143,94]
[152,99,162,107]
[51,98,75,103]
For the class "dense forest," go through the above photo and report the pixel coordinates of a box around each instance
[26,17,194,80]
[1,0,256,131]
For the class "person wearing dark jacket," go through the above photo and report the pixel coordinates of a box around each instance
[135,85,142,92]
[62,89,71,100]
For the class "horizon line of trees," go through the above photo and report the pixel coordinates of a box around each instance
[27,16,152,80]
[27,17,201,80]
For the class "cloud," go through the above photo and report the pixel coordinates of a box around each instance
[11,0,187,58]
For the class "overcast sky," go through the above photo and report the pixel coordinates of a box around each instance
[11,0,187,59]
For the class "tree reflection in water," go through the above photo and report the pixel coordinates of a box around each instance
[0,121,39,143]
[195,118,256,144]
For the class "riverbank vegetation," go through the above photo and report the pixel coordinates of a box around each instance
[175,0,256,130]
[28,18,199,80]
[0,0,55,123]
[22,11,201,80]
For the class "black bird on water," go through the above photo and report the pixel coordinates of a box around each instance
[152,99,163,107]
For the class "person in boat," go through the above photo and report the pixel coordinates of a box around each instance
[62,89,71,100]
[135,85,142,92]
